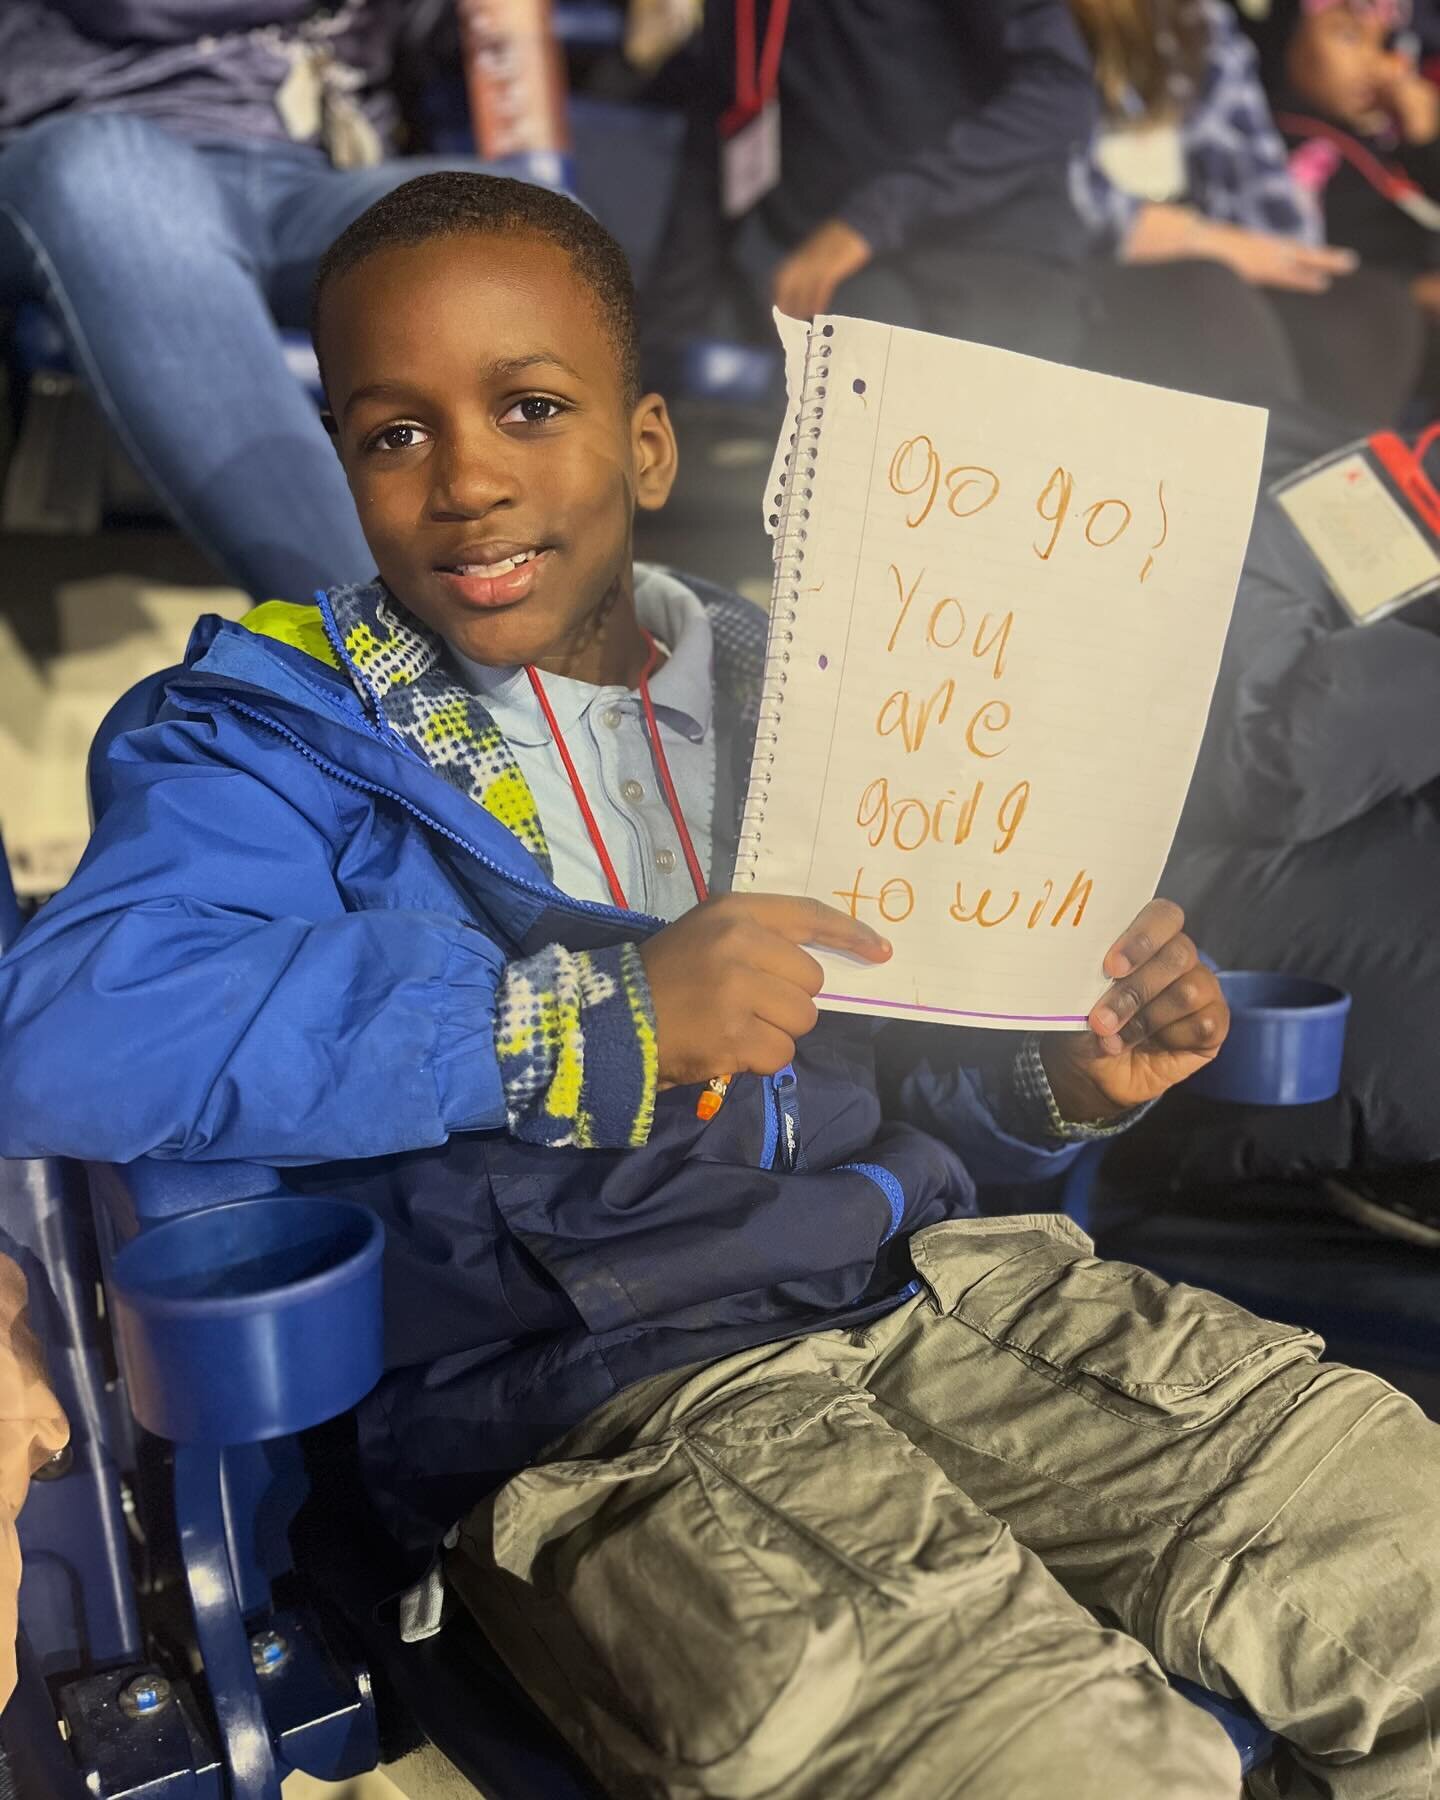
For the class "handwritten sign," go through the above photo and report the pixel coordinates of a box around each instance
[739,313,1267,1028]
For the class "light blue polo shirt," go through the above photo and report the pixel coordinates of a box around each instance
[447,567,718,919]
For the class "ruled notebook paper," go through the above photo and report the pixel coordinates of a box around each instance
[735,313,1268,1029]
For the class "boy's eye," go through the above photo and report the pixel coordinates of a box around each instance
[367,423,428,454]
[501,396,568,426]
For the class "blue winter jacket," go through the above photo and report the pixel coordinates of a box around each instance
[0,575,1083,1552]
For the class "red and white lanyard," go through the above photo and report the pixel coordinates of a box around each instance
[728,0,792,127]
[1278,110,1440,229]
[524,630,709,912]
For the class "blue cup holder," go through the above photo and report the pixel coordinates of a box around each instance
[1187,971,1351,1107]
[109,1196,383,1445]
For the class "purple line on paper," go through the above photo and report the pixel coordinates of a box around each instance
[820,992,1088,1023]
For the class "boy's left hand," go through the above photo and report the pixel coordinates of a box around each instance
[1039,900,1228,1123]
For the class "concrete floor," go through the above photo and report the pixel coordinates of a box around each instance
[285,1752,481,1799]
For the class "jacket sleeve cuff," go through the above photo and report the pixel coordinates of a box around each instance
[835,191,908,258]
[429,931,509,1135]
[993,1033,1153,1142]
[494,942,657,1149]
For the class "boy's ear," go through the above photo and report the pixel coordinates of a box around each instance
[631,392,679,513]
[320,409,347,466]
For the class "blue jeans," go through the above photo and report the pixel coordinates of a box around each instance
[0,114,492,601]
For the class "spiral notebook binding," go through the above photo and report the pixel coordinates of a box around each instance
[734,325,834,888]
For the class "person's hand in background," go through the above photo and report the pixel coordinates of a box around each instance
[1376,50,1440,144]
[1124,203,1358,292]
[773,219,873,319]
[0,1256,67,1710]
[1413,269,1440,317]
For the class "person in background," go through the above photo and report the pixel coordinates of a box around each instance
[0,1,506,604]
[0,1256,67,1710]
[1106,399,1440,1237]
[1244,0,1440,346]
[646,0,1098,367]
[1070,0,1425,421]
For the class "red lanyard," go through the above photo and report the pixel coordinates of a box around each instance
[524,630,710,912]
[735,0,791,114]
[1368,422,1440,535]
[1276,111,1423,208]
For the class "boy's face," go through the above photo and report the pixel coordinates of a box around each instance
[1288,6,1396,128]
[320,231,677,672]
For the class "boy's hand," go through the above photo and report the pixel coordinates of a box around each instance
[1039,900,1228,1122]
[639,895,891,1088]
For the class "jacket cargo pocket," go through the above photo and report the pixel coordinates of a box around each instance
[911,1216,1323,1430]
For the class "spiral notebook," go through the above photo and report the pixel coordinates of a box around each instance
[734,312,1268,1029]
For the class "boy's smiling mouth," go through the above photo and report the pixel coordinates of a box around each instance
[434,544,553,610]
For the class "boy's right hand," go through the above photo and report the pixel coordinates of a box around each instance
[639,895,892,1088]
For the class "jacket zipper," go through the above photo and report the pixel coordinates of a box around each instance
[759,1077,779,1170]
[208,695,665,933]
[772,1065,803,1173]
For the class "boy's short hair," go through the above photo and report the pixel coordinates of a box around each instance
[311,171,640,404]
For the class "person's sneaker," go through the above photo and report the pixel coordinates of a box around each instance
[1322,1167,1440,1249]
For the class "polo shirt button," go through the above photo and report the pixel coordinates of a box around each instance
[601,708,622,729]
[655,847,677,873]
[621,779,645,804]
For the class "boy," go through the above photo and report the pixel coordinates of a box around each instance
[0,173,1435,1799]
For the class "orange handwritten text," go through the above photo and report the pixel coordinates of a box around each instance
[949,869,1094,931]
[856,776,1031,855]
[876,679,956,753]
[832,869,917,923]
[884,433,1169,584]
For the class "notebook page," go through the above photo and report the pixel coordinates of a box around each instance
[741,315,1267,1029]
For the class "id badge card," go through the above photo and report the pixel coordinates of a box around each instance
[721,99,781,219]
[1271,430,1440,625]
